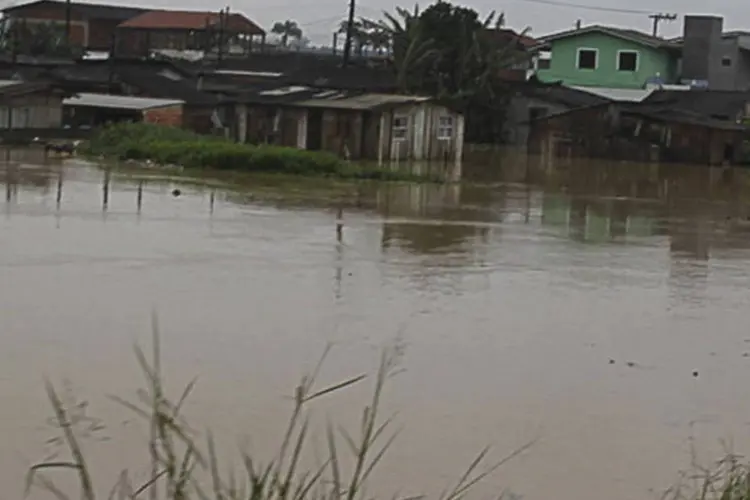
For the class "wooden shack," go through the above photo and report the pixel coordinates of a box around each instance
[233,86,464,164]
[528,102,747,166]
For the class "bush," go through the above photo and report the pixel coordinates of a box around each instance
[83,123,433,182]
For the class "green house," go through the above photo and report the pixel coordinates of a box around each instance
[535,26,681,89]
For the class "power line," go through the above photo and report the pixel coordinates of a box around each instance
[506,0,655,15]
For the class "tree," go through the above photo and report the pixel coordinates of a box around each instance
[271,20,302,47]
[374,2,532,143]
[338,19,370,55]
[0,19,81,58]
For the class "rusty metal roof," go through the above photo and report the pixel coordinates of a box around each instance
[118,10,264,35]
[2,0,146,21]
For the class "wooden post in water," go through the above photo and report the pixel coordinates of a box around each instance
[102,169,110,211]
[336,206,343,242]
[136,181,143,213]
[209,190,215,214]
[56,172,63,210]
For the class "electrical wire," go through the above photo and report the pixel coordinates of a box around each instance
[505,0,658,16]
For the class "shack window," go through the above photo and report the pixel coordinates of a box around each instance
[577,48,597,69]
[722,56,732,67]
[392,116,408,140]
[617,51,638,71]
[437,115,454,140]
[537,58,551,70]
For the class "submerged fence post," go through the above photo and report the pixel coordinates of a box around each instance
[136,180,143,213]
[56,172,63,210]
[209,190,215,215]
[336,206,343,242]
[102,169,110,211]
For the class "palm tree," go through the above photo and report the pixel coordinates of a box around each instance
[378,5,437,92]
[271,20,302,47]
[338,19,370,55]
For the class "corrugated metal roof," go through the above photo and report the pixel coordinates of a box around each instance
[63,93,184,110]
[569,86,655,102]
[294,93,430,110]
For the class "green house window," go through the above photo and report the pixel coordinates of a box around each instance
[617,51,638,71]
[577,48,597,69]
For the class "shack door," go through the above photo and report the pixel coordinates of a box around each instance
[307,109,323,151]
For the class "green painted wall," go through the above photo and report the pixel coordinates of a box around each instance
[536,32,676,88]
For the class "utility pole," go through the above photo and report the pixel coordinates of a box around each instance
[649,13,677,37]
[65,0,71,43]
[342,0,355,67]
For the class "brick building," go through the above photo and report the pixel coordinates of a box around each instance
[1,0,146,51]
[115,9,266,57]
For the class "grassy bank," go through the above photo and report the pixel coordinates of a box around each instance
[83,123,439,183]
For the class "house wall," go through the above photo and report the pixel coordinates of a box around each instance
[0,93,63,129]
[528,105,741,166]
[735,49,750,91]
[380,103,463,163]
[536,32,675,88]
[504,94,573,146]
[142,104,183,127]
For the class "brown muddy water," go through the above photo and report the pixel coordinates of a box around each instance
[3,148,750,500]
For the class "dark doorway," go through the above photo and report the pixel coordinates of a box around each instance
[307,109,323,151]
[723,142,735,163]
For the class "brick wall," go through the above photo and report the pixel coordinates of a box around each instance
[142,105,183,127]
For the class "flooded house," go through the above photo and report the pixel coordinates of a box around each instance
[0,80,69,131]
[63,93,184,128]
[528,97,748,166]
[231,85,464,163]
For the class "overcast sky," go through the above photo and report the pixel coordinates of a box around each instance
[9,0,748,44]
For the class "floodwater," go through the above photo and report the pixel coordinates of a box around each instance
[3,148,750,500]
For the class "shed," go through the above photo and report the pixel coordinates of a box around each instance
[232,85,464,164]
[0,79,68,130]
[63,93,185,128]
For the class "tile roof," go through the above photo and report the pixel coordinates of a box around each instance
[236,83,431,110]
[2,0,146,21]
[517,81,610,107]
[643,89,750,119]
[118,10,265,35]
[536,25,678,49]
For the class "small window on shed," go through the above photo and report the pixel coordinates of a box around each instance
[392,115,408,140]
[617,51,638,71]
[437,115,454,140]
[722,56,732,67]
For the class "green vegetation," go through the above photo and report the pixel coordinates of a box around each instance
[363,2,530,143]
[83,123,438,183]
[27,320,530,500]
[664,453,750,500]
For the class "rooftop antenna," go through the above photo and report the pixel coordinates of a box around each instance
[575,19,581,30]
[649,13,677,37]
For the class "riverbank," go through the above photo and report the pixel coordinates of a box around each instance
[82,123,444,183]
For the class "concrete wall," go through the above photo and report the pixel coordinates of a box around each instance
[536,32,675,88]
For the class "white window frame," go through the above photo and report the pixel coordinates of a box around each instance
[392,115,408,141]
[437,115,454,140]
[617,50,639,72]
[576,47,598,70]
